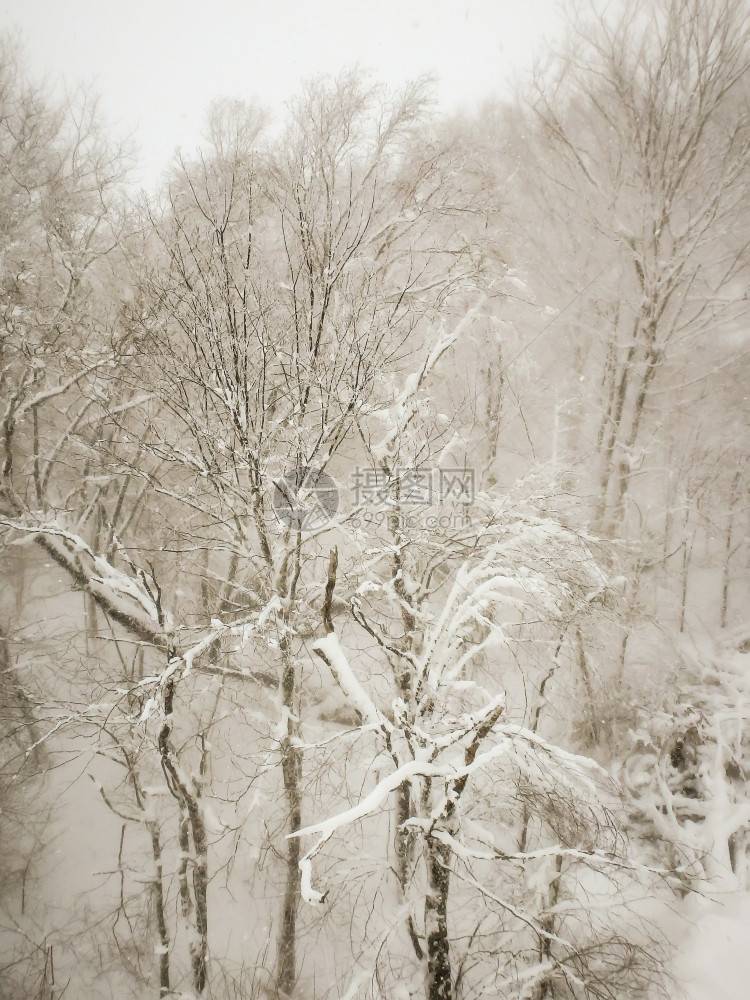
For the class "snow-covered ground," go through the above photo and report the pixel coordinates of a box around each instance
[671,892,750,1000]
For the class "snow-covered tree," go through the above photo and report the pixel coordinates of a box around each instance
[4,14,749,998]
[108,73,490,996]
[295,498,668,999]
[515,0,750,538]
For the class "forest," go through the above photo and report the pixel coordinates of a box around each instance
[1,1,749,998]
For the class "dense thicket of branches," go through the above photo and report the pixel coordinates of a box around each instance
[1,3,749,999]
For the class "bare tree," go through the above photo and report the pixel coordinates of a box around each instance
[300,519,666,1000]
[120,73,484,997]
[520,0,750,537]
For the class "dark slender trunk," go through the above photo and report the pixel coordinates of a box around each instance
[394,658,416,902]
[176,811,195,962]
[159,676,209,995]
[200,547,212,620]
[387,509,423,960]
[576,628,600,747]
[32,406,42,504]
[186,796,209,994]
[538,854,563,1000]
[521,631,567,851]
[0,629,43,768]
[720,471,740,629]
[395,780,417,895]
[395,780,422,960]
[595,344,633,531]
[679,533,693,633]
[220,549,240,615]
[424,702,503,1000]
[424,835,453,1000]
[147,823,171,996]
[609,343,658,535]
[275,649,302,998]
[720,529,732,630]
[84,506,102,651]
[617,628,629,685]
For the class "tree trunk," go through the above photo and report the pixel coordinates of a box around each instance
[275,648,302,998]
[608,342,658,536]
[388,512,423,958]
[720,471,740,629]
[395,782,413,889]
[147,822,171,997]
[424,834,453,1000]
[679,532,694,633]
[186,798,209,994]
[159,676,209,995]
[576,628,600,747]
[395,780,423,960]
[538,854,563,1000]
[594,338,635,532]
[0,628,43,767]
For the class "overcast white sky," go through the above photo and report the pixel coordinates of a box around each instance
[1,0,566,190]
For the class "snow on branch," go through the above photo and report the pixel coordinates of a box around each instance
[369,294,487,462]
[138,598,284,720]
[290,758,450,903]
[416,554,522,694]
[454,867,581,957]
[499,723,613,795]
[313,632,385,729]
[291,731,544,904]
[403,694,506,754]
[1,517,280,710]
[415,530,580,695]
[312,547,388,728]
[14,359,110,419]
[291,705,624,904]
[0,517,169,646]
